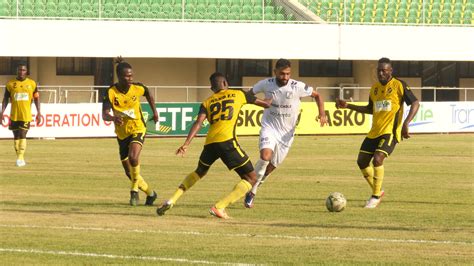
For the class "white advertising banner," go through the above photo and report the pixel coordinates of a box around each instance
[0,103,115,138]
[407,102,474,133]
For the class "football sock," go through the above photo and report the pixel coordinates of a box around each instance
[130,165,142,192]
[251,159,270,195]
[361,166,375,190]
[14,139,20,158]
[181,171,200,191]
[168,189,184,205]
[168,172,200,204]
[215,179,252,210]
[18,138,26,160]
[373,165,385,197]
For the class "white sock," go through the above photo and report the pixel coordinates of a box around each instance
[251,159,270,195]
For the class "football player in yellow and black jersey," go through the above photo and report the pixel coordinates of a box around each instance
[0,63,41,167]
[336,57,419,208]
[102,58,159,206]
[156,72,272,219]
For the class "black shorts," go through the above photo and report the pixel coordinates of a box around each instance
[360,134,398,157]
[199,139,254,175]
[9,120,30,131]
[117,133,145,161]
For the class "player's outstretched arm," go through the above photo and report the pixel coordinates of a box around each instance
[335,98,372,114]
[245,88,272,108]
[176,112,207,157]
[311,91,328,127]
[254,98,272,108]
[401,100,420,140]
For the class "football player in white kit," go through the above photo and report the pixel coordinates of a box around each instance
[244,59,328,208]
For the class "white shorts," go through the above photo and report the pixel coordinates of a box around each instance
[259,129,293,167]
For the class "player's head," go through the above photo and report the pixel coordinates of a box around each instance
[209,72,228,92]
[115,57,133,87]
[274,58,291,86]
[16,62,28,80]
[377,57,393,85]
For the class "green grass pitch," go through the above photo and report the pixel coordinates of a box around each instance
[0,134,472,264]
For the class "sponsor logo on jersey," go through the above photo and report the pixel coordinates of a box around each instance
[14,92,29,101]
[375,100,392,112]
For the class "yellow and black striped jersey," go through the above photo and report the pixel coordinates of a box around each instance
[201,89,256,145]
[5,78,37,122]
[367,77,417,142]
[103,83,149,140]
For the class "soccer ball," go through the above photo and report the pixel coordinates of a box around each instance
[325,192,346,212]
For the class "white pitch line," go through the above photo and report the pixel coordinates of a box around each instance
[0,248,252,265]
[0,224,472,246]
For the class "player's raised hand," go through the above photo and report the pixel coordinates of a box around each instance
[176,144,188,157]
[335,98,347,109]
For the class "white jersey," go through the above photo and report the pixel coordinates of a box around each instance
[253,78,313,144]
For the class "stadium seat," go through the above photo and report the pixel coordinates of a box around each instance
[219,4,229,14]
[162,3,172,13]
[253,5,262,14]
[363,13,372,23]
[227,12,238,20]
[230,0,241,7]
[216,12,226,20]
[242,4,252,15]
[264,5,274,15]
[207,4,218,14]
[352,14,361,23]
[276,13,285,21]
[265,12,275,20]
[240,13,251,20]
[407,15,418,24]
[252,12,262,20]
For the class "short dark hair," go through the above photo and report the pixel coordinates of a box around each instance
[275,58,291,69]
[209,72,226,88]
[115,57,132,77]
[17,62,27,68]
[378,57,391,64]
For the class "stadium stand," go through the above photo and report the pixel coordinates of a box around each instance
[0,0,294,21]
[0,0,472,25]
[300,0,473,25]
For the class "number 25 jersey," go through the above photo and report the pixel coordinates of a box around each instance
[200,89,256,145]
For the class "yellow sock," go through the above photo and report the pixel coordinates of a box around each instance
[168,172,201,204]
[181,172,200,191]
[130,165,141,192]
[215,179,252,210]
[361,166,374,190]
[130,165,154,196]
[169,189,184,204]
[18,139,26,160]
[14,139,20,158]
[373,165,384,197]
